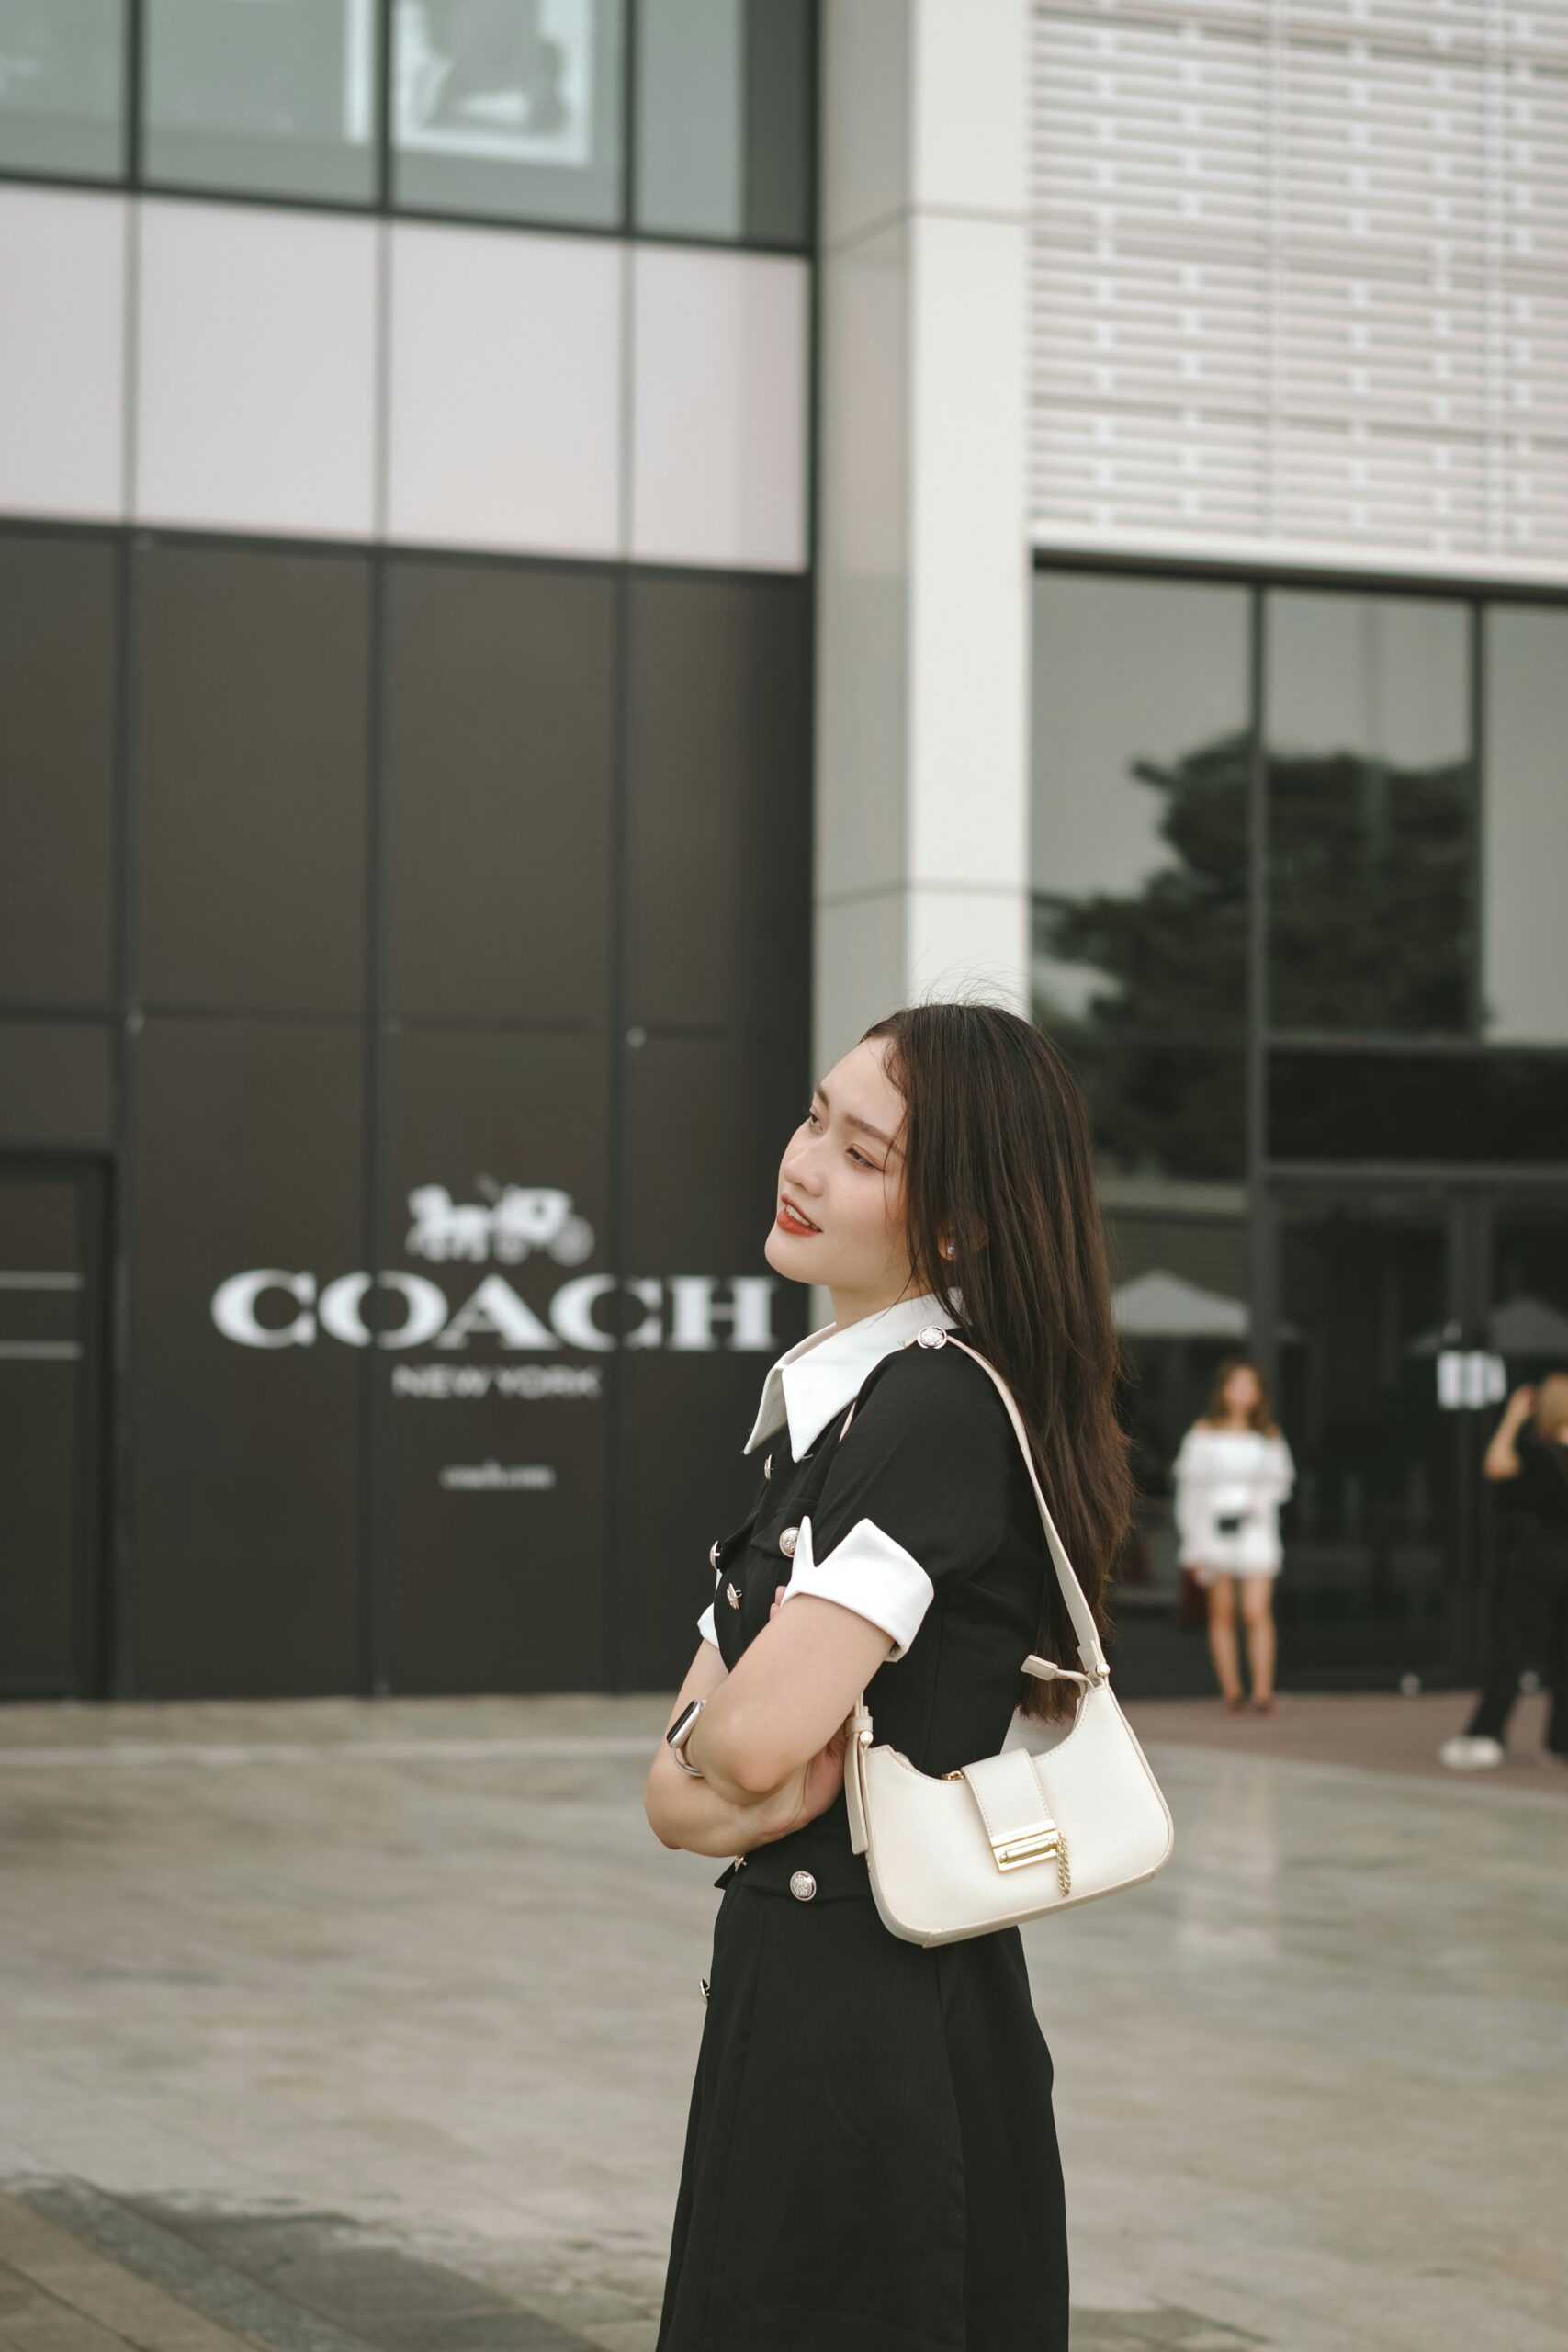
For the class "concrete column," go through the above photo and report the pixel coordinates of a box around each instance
[813,0,1030,1077]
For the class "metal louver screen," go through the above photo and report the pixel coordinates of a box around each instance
[1028,1,1568,570]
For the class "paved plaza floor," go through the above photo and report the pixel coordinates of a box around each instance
[0,1687,1562,2352]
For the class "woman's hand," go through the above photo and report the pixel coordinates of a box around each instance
[1484,1386,1537,1481]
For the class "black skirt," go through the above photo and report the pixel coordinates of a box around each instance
[656,1877,1068,2352]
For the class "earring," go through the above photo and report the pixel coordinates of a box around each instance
[941,1242,955,1260]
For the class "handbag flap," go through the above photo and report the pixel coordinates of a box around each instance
[960,1748,1061,1871]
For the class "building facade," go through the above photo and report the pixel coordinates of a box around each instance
[4,1,1566,1703]
[0,1,816,1701]
[813,0,1568,1695]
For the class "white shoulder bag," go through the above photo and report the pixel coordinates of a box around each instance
[840,1328,1175,1948]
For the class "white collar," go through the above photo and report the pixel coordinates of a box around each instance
[743,1291,961,1461]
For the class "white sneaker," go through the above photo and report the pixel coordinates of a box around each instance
[1438,1735,1505,1770]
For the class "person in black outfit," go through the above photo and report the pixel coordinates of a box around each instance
[643,1003,1133,2351]
[1441,1374,1568,1770]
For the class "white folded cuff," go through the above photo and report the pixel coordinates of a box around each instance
[775,1514,935,1661]
[696,1600,718,1648]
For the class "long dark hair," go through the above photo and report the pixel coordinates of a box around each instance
[863,1003,1132,1722]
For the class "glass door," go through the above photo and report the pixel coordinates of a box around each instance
[0,1159,108,1696]
[1269,1186,1464,1685]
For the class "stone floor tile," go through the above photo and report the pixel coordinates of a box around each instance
[0,1693,1561,2350]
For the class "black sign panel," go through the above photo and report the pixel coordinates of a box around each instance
[379,1024,612,1693]
[0,532,115,1008]
[133,1016,364,1695]
[383,559,615,1024]
[616,1033,810,1690]
[138,542,370,1016]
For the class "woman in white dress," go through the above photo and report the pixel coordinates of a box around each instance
[1173,1359,1295,1713]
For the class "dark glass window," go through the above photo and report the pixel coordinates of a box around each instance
[1266,591,1472,1036]
[141,0,378,203]
[137,543,370,1017]
[1482,605,1568,1047]
[635,0,811,245]
[1100,1189,1253,1630]
[0,531,116,1007]
[624,572,811,1035]
[1059,1034,1247,1186]
[131,1016,364,1695]
[382,559,615,1024]
[390,0,625,228]
[1031,571,1251,1183]
[1269,1048,1568,1164]
[0,0,125,177]
[379,1024,611,1694]
[1488,1200,1568,1377]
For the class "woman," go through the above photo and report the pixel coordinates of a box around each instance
[1172,1360,1294,1715]
[1440,1375,1568,1770]
[642,1003,1131,2352]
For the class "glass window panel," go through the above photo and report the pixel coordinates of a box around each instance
[0,0,125,177]
[1269,1048,1568,1164]
[142,0,378,204]
[1481,605,1568,1046]
[0,532,116,1007]
[1061,1032,1247,1185]
[391,0,624,229]
[1031,572,1251,1041]
[635,0,810,245]
[1265,592,1472,1036]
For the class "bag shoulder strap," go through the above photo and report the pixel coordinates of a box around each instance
[845,1326,1110,1725]
[935,1331,1110,1686]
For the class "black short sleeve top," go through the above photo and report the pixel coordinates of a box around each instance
[703,1318,1050,1899]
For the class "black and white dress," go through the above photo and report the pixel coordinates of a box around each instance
[656,1291,1069,2352]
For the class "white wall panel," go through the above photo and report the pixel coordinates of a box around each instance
[0,187,126,521]
[630,245,808,571]
[135,201,377,539]
[386,224,622,558]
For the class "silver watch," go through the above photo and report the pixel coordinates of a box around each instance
[665,1697,706,1777]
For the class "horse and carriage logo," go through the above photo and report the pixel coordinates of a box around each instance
[405,1181,594,1268]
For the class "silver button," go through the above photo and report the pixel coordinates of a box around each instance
[917,1325,948,1350]
[708,1539,721,1568]
[779,1524,799,1559]
[789,1871,817,1902]
[725,1580,740,1610]
[763,1453,773,1479]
